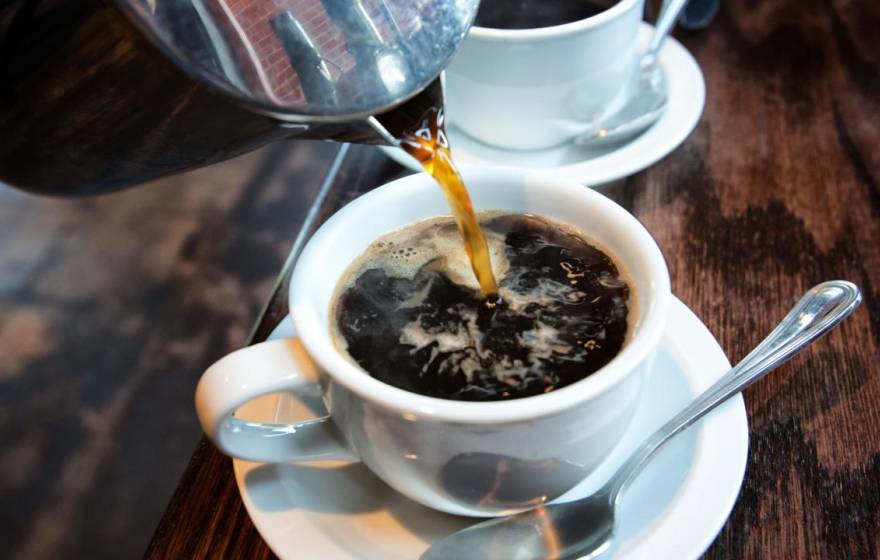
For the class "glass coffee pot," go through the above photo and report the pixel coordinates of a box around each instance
[0,0,478,195]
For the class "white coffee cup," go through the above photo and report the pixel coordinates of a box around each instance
[195,167,670,517]
[445,0,645,151]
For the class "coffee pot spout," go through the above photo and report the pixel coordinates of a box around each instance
[283,76,444,148]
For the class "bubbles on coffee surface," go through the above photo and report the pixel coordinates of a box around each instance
[332,213,631,401]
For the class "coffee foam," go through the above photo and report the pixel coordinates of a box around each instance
[336,213,511,294]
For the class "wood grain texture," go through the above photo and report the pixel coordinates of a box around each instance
[145,0,880,558]
[144,144,404,560]
[0,140,339,559]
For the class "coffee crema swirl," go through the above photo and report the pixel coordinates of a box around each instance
[332,213,632,401]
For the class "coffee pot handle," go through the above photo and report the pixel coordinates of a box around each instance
[195,338,356,463]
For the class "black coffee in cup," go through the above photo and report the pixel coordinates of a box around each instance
[475,0,622,30]
[331,213,632,401]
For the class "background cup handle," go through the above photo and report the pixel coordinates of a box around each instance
[195,338,356,463]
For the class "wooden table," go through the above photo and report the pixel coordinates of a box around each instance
[145,1,880,557]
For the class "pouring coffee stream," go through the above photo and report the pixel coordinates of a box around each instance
[396,104,499,297]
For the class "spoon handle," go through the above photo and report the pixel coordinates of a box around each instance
[607,281,862,500]
[644,0,690,66]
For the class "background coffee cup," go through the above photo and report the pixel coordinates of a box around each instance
[445,0,645,151]
[195,166,670,516]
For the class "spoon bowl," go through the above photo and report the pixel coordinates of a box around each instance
[574,60,668,148]
[574,0,690,147]
[423,494,616,560]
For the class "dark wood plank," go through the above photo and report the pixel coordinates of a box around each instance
[144,144,405,560]
[146,0,880,558]
[0,140,340,560]
[674,1,880,558]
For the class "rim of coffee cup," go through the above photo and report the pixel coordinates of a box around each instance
[468,0,642,42]
[289,166,670,424]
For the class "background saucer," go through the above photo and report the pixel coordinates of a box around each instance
[233,297,748,559]
[380,23,705,186]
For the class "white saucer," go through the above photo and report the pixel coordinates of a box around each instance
[379,23,706,186]
[234,297,747,559]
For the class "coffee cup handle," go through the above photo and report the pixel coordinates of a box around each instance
[195,338,356,463]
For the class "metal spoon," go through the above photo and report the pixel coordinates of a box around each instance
[422,280,862,560]
[573,0,691,147]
